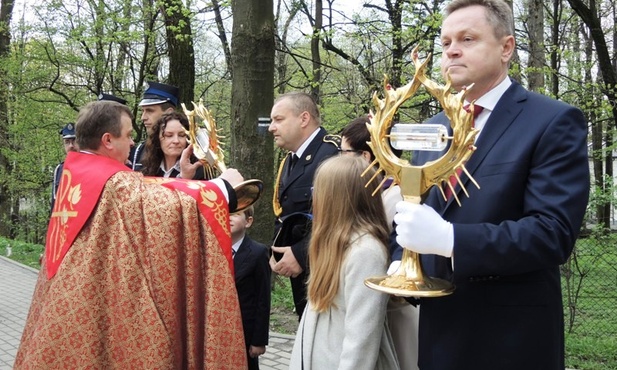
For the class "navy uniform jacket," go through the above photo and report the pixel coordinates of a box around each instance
[153,165,206,180]
[129,142,145,171]
[233,236,271,370]
[274,127,339,316]
[393,80,589,370]
[51,162,63,210]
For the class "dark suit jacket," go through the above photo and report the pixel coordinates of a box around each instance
[273,127,339,316]
[394,80,589,370]
[275,127,339,270]
[234,236,271,350]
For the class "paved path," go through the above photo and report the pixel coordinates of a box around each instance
[0,256,293,370]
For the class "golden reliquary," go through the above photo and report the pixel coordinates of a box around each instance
[182,100,264,213]
[363,47,480,297]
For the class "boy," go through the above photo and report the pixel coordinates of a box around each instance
[231,205,271,370]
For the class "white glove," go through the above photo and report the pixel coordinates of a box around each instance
[394,202,454,258]
[387,260,401,275]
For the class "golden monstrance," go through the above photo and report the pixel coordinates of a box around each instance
[364,47,480,297]
[183,100,263,212]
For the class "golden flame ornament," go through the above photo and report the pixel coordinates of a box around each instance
[363,47,480,297]
[182,100,264,213]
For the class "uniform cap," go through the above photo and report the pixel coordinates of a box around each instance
[98,93,128,105]
[59,123,76,139]
[139,81,179,107]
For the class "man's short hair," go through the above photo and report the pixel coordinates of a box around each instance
[274,92,321,125]
[445,0,514,39]
[76,101,133,151]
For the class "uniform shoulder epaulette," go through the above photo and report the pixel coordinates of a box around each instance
[323,134,341,148]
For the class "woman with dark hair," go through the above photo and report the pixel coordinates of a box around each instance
[141,111,206,179]
[340,116,403,228]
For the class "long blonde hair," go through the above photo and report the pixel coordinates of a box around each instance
[307,155,390,312]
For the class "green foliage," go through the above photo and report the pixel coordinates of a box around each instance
[566,334,617,370]
[271,275,295,310]
[561,235,617,369]
[0,236,43,269]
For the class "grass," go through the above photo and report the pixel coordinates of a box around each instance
[561,235,617,369]
[269,276,299,334]
[566,335,617,370]
[0,237,44,269]
[2,235,616,368]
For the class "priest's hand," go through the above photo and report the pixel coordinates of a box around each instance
[394,202,454,258]
[219,168,244,187]
[179,145,203,179]
[270,246,303,278]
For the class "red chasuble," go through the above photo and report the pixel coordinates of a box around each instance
[17,152,246,369]
[46,151,234,278]
[46,152,128,278]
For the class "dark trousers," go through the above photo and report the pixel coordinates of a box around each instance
[291,271,307,319]
[247,352,259,370]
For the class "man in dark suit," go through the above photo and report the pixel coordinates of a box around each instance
[231,205,271,370]
[391,1,589,369]
[268,92,339,318]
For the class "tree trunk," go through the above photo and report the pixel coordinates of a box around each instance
[568,0,616,230]
[506,0,522,82]
[0,0,14,237]
[388,0,404,89]
[582,27,606,227]
[231,0,275,243]
[310,0,322,103]
[160,0,195,105]
[526,0,545,91]
[550,0,560,98]
[111,0,133,95]
[135,0,160,140]
[274,0,301,95]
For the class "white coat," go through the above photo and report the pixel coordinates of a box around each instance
[289,232,399,370]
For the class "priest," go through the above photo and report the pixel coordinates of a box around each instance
[15,100,247,369]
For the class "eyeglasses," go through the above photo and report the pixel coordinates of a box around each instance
[337,148,363,155]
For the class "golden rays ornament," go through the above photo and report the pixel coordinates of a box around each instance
[182,100,263,213]
[363,47,480,297]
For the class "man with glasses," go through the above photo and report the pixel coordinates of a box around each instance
[51,123,79,210]
[268,92,339,318]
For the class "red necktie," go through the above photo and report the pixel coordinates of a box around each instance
[444,105,483,200]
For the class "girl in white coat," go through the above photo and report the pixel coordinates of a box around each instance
[289,155,399,370]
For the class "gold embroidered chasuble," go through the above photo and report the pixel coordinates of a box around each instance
[15,152,247,369]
